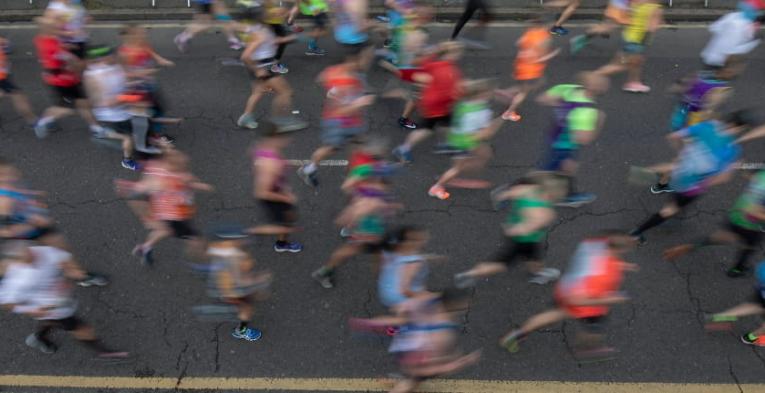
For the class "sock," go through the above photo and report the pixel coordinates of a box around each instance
[237,321,248,331]
[630,213,667,237]
[398,144,411,153]
[304,162,317,174]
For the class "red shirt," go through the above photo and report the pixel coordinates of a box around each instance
[0,50,8,80]
[34,34,79,87]
[419,58,462,118]
[321,64,365,127]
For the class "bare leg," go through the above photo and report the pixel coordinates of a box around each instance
[626,55,645,84]
[324,242,364,270]
[243,81,267,116]
[74,98,98,127]
[553,0,581,27]
[269,77,293,117]
[462,261,508,278]
[10,92,37,123]
[714,302,765,319]
[310,145,336,166]
[518,308,569,334]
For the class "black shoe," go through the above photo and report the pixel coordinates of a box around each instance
[650,183,675,194]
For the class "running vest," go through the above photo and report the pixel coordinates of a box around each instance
[448,99,492,151]
[253,148,287,193]
[85,63,131,123]
[549,87,596,150]
[623,2,660,44]
[507,191,552,243]
[0,188,49,239]
[333,0,368,44]
[671,73,728,131]
[299,0,329,15]
[207,246,264,298]
[245,24,278,61]
[150,170,195,221]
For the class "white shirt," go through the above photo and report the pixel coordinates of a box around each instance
[701,12,760,67]
[246,24,277,62]
[46,1,88,43]
[0,246,77,320]
[85,63,132,123]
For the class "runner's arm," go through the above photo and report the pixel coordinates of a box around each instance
[253,160,294,203]
[240,32,265,65]
[505,207,554,237]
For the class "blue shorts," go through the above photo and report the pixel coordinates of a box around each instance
[541,148,577,172]
[321,119,365,148]
[623,41,645,54]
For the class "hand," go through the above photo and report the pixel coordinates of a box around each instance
[158,58,175,67]
[284,193,297,205]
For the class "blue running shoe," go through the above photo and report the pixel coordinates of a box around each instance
[232,327,262,341]
[392,146,412,164]
[550,26,569,36]
[556,193,596,208]
[274,241,303,253]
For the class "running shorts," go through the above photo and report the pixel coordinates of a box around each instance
[541,148,577,172]
[259,199,297,226]
[672,192,700,208]
[321,118,365,148]
[514,63,544,82]
[492,238,541,265]
[41,315,84,331]
[0,76,19,94]
[417,115,451,131]
[341,41,371,57]
[50,83,86,107]
[102,120,133,135]
[165,220,199,239]
[622,41,645,55]
[247,58,279,81]
[310,13,329,29]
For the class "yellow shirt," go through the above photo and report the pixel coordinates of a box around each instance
[623,2,660,44]
[264,2,287,25]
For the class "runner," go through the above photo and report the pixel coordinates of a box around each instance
[311,173,401,289]
[174,0,243,52]
[0,35,38,125]
[32,16,111,140]
[382,0,417,50]
[499,231,638,360]
[547,0,580,36]
[82,45,141,170]
[252,121,303,253]
[263,0,294,73]
[392,41,464,164]
[594,0,663,93]
[378,226,432,313]
[450,0,492,49]
[700,3,761,70]
[535,72,609,207]
[288,0,330,55]
[427,79,506,200]
[332,0,374,69]
[204,225,272,341]
[0,241,128,359]
[570,0,631,54]
[454,172,567,287]
[704,262,765,346]
[236,5,307,132]
[629,111,756,242]
[297,53,375,187]
[127,149,213,265]
[43,0,89,59]
[496,18,559,122]
[663,170,765,277]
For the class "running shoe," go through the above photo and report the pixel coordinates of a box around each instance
[704,314,736,331]
[741,332,765,347]
[398,117,417,129]
[237,114,259,130]
[133,246,154,266]
[650,183,675,194]
[232,327,262,341]
[271,115,308,132]
[229,40,244,51]
[726,266,750,278]
[25,334,56,354]
[623,82,651,93]
[428,185,450,200]
[173,34,188,53]
[570,34,589,54]
[501,110,522,122]
[339,227,352,238]
[377,15,391,23]
[528,268,561,285]
[95,351,130,361]
[385,326,400,336]
[270,63,289,74]
[499,330,524,353]
[550,26,569,36]
[121,159,140,171]
[556,193,597,208]
[454,272,478,289]
[490,184,511,210]
[136,145,162,155]
[392,146,413,164]
[297,166,319,187]
[33,120,50,139]
[91,125,110,139]
[305,47,327,56]
[383,38,392,48]
[77,273,109,287]
[311,268,334,289]
[274,241,303,253]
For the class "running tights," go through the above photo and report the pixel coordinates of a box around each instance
[451,0,492,39]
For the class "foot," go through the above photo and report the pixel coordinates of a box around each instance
[132,245,154,266]
[33,120,51,139]
[91,125,110,139]
[174,34,188,53]
[270,63,289,74]
[273,241,303,253]
[270,115,308,132]
[305,47,327,56]
[454,272,477,289]
[339,227,352,238]
[501,110,521,122]
[229,40,244,51]
[311,268,334,289]
[623,82,651,93]
[428,185,450,200]
[550,26,569,36]
[555,193,597,208]
[398,117,417,129]
[570,34,589,54]
[237,114,259,130]
[121,158,140,171]
[499,330,524,353]
[297,166,319,187]
[741,333,765,347]
[25,334,56,354]
[392,146,413,164]
[77,273,109,287]
[232,327,262,341]
[528,268,561,285]
[650,183,674,194]
[95,351,130,360]
[704,314,736,331]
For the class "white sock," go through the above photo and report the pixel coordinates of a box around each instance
[38,116,54,126]
[304,163,317,173]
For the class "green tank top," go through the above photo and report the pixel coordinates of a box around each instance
[299,0,329,15]
[448,99,492,151]
[506,192,552,243]
[730,171,765,231]
[356,214,385,236]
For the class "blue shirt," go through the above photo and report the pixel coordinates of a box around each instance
[670,120,740,194]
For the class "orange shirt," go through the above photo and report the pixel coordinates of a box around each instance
[514,27,550,81]
[0,49,7,80]
[149,169,195,221]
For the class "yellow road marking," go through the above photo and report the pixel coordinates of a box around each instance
[0,376,763,392]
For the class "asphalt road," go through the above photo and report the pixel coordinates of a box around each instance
[1,22,765,389]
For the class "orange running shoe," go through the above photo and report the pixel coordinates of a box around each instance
[502,110,522,122]
[428,185,450,200]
